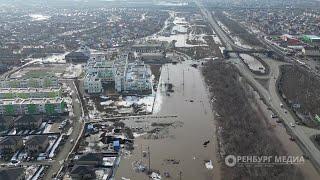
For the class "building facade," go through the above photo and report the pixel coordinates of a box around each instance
[86,60,114,82]
[0,116,14,131]
[84,53,152,94]
[84,74,103,94]
[25,135,49,156]
[0,98,66,115]
[0,167,25,180]
[0,87,61,99]
[14,115,42,130]
[302,46,320,57]
[119,61,152,93]
[0,136,23,154]
[131,43,165,53]
[0,77,58,88]
[65,46,91,63]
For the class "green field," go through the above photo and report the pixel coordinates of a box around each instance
[24,70,54,78]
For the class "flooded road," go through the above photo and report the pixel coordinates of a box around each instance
[115,61,220,180]
[239,53,265,73]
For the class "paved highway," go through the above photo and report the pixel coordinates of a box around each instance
[44,79,85,180]
[196,3,253,52]
[194,0,320,172]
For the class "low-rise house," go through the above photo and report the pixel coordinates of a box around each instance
[0,54,21,65]
[139,52,167,64]
[0,64,8,74]
[0,136,23,154]
[70,165,96,180]
[131,43,165,53]
[0,116,14,131]
[25,135,49,156]
[302,46,320,57]
[0,167,25,180]
[65,52,90,63]
[77,153,103,166]
[65,46,91,63]
[14,115,42,130]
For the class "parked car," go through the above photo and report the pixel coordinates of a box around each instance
[271,114,278,118]
[290,122,295,127]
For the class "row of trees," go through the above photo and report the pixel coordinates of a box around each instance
[202,60,301,180]
[279,65,320,128]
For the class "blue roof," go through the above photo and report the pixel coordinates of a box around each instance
[87,124,94,129]
[113,140,120,146]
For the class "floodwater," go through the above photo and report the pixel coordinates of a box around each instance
[29,14,51,21]
[115,61,220,180]
[239,53,265,73]
[146,13,207,48]
[172,25,188,34]
[149,34,207,48]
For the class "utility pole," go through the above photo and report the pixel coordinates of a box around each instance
[148,146,151,180]
[179,171,182,180]
[167,65,170,83]
[182,69,185,87]
[140,144,142,162]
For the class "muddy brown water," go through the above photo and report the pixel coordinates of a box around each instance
[115,60,320,180]
[115,61,221,180]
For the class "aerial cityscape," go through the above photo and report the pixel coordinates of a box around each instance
[0,0,320,179]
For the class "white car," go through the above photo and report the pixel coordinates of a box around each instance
[290,123,295,127]
[271,114,278,118]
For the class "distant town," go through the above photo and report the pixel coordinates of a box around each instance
[0,0,320,180]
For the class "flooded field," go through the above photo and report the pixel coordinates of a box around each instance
[115,61,220,180]
[146,12,208,48]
